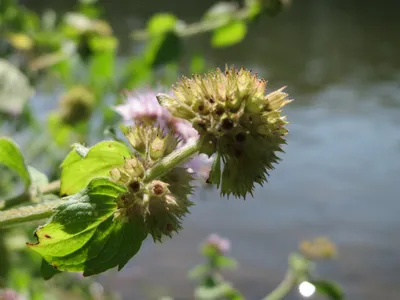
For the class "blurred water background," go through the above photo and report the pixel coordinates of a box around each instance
[20,0,400,299]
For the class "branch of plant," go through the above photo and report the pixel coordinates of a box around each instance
[0,180,60,211]
[144,137,203,182]
[131,6,255,40]
[0,136,202,227]
[263,253,312,300]
[263,269,297,300]
[0,199,63,228]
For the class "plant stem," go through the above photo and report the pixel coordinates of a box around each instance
[0,199,63,228]
[144,138,203,183]
[0,180,60,211]
[263,270,297,300]
[131,6,254,40]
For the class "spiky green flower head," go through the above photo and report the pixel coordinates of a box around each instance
[157,66,291,198]
[59,85,95,125]
[111,125,194,242]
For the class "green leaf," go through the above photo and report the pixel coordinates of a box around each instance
[245,0,262,18]
[0,59,33,115]
[215,256,238,270]
[190,55,206,74]
[188,265,209,279]
[28,166,49,189]
[147,13,177,36]
[0,137,31,188]
[207,152,221,187]
[40,258,61,280]
[311,280,344,300]
[149,31,182,68]
[47,112,73,146]
[28,178,147,275]
[60,140,131,195]
[89,35,118,52]
[88,49,115,91]
[28,166,51,202]
[211,21,247,48]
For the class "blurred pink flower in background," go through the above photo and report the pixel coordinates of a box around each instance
[0,289,26,300]
[114,88,214,182]
[205,233,231,254]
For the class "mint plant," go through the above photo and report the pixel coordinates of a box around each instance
[0,66,343,299]
[0,66,290,274]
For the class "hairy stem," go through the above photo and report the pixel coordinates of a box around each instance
[144,138,203,182]
[0,180,60,211]
[263,270,297,300]
[0,199,63,228]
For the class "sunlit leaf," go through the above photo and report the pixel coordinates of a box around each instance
[60,140,131,195]
[211,21,247,48]
[0,59,33,115]
[245,0,263,18]
[7,33,34,50]
[311,279,344,300]
[147,13,178,36]
[28,178,147,276]
[0,137,31,188]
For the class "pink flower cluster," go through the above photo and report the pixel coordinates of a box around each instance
[114,88,213,183]
[205,233,231,254]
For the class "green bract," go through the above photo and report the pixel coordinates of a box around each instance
[28,178,147,276]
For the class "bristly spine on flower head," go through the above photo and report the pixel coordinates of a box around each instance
[156,66,292,198]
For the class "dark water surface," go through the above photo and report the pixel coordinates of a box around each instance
[23,0,400,299]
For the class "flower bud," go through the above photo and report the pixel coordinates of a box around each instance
[59,85,95,125]
[109,156,145,191]
[124,157,145,178]
[299,237,337,260]
[124,126,146,154]
[156,93,196,120]
[149,134,176,161]
[148,180,169,197]
[131,166,195,242]
[124,125,178,164]
[142,179,193,242]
